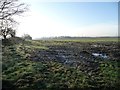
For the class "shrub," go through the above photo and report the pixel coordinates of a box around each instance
[22,34,32,40]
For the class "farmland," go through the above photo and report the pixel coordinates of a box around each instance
[1,37,120,90]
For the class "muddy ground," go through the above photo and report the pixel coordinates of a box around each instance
[29,41,119,75]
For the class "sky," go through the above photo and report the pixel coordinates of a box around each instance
[16,0,118,39]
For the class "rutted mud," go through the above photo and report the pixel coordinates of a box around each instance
[29,42,119,74]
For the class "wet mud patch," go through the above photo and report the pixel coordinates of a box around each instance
[29,41,119,74]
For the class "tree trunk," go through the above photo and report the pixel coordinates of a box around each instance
[3,35,6,39]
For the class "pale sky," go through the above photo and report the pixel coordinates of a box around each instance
[16,0,118,39]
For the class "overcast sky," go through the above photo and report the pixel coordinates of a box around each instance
[16,0,118,39]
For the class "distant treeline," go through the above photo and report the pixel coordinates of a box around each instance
[37,36,119,40]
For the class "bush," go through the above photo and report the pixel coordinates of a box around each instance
[22,34,32,40]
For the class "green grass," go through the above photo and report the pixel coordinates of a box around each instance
[47,37,119,42]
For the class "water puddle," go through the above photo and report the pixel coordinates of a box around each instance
[92,53,108,59]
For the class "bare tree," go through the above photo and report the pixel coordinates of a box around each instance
[0,18,17,39]
[0,0,28,39]
[0,0,27,20]
[0,28,9,39]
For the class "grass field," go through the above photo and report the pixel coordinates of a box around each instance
[2,37,120,89]
[40,37,119,42]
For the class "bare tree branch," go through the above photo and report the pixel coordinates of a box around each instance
[0,0,28,20]
[0,0,28,39]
